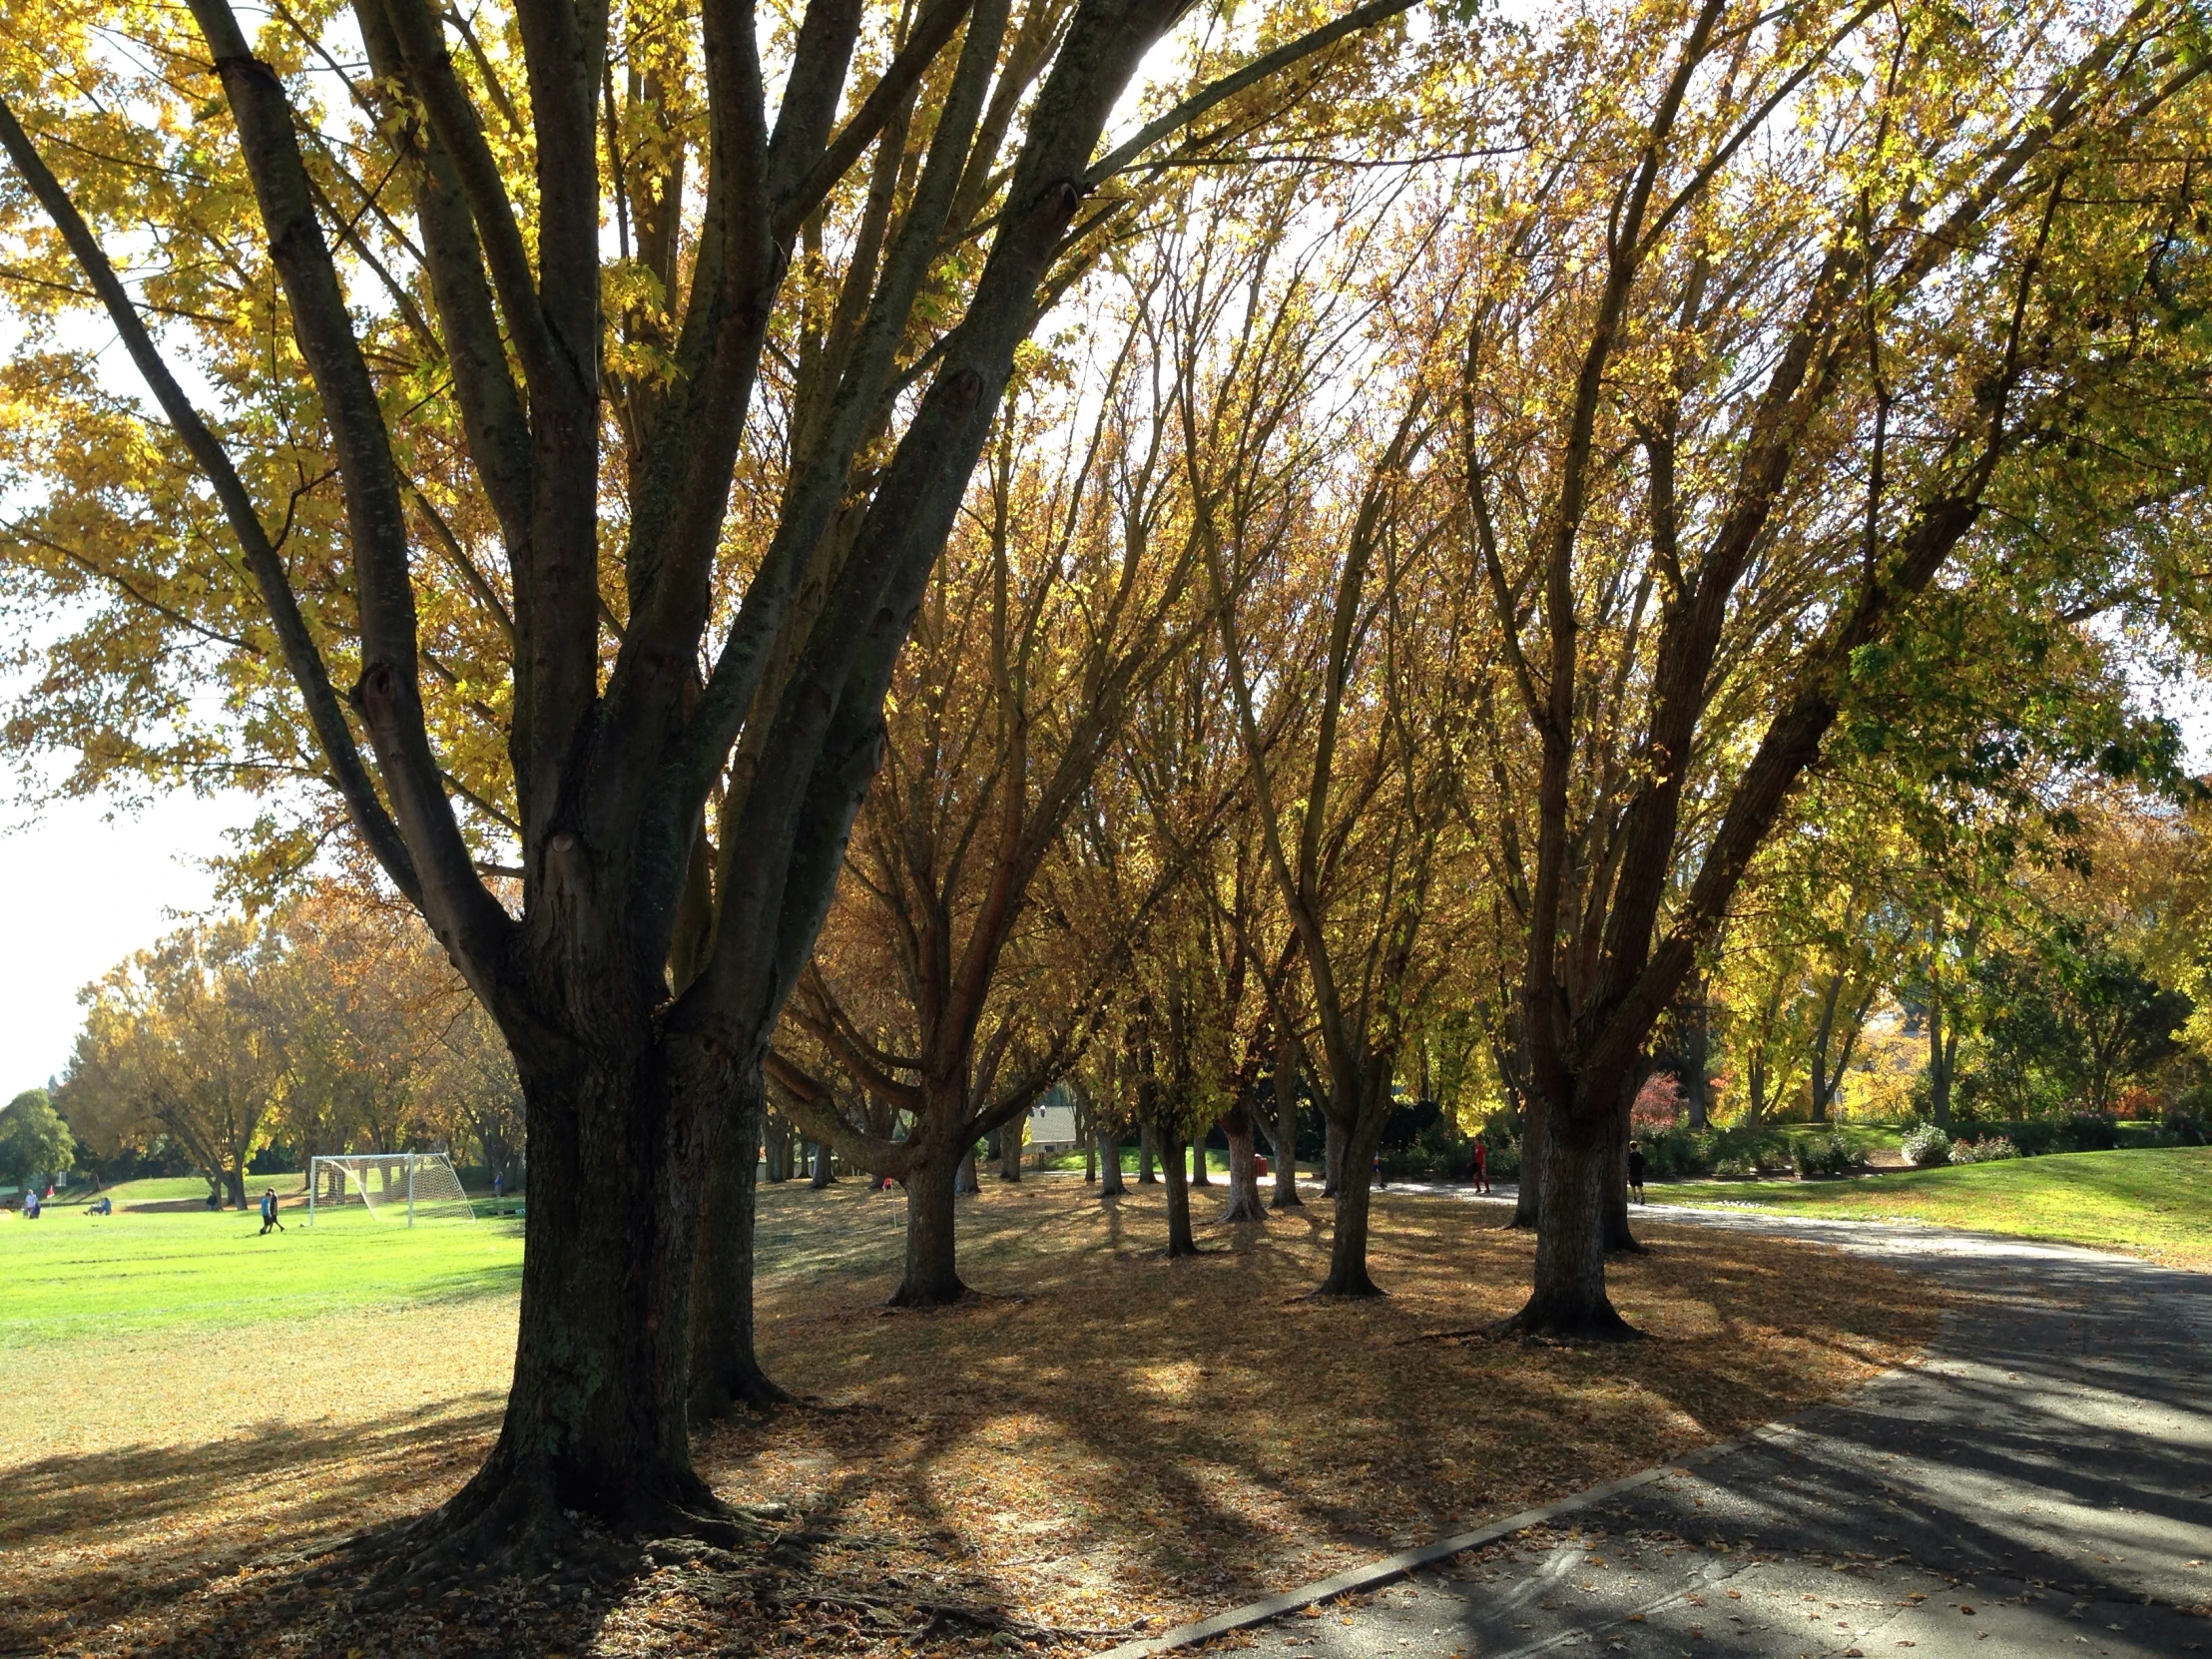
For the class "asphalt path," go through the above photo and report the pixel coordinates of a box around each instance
[1212,1202,2212,1659]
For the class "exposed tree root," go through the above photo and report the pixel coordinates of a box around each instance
[884,1276,972,1309]
[1218,1194,1270,1224]
[1488,1296,1645,1343]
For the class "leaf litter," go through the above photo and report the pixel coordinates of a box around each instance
[0,1182,1943,1656]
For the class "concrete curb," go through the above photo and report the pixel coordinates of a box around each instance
[1085,1413,1829,1658]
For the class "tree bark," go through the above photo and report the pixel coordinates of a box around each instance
[1602,1090,1640,1254]
[809,1139,834,1188]
[892,1148,968,1305]
[1500,1095,1638,1339]
[1138,1123,1158,1183]
[1512,1091,1546,1230]
[954,1144,981,1194]
[1160,1126,1197,1257]
[690,1068,783,1417]
[1219,1104,1266,1223]
[1322,1116,1346,1198]
[1097,1129,1126,1196]
[435,1044,730,1558]
[1929,1001,1954,1126]
[1270,1037,1302,1208]
[998,1115,1024,1181]
[226,1162,248,1210]
[1318,1108,1384,1296]
[1189,1131,1210,1186]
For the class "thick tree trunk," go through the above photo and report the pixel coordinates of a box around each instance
[1160,1127,1197,1257]
[1512,1092,1546,1230]
[1269,1042,1303,1209]
[1318,1110,1384,1296]
[1083,1129,1096,1184]
[1219,1107,1266,1223]
[1501,1097,1638,1340]
[690,1068,783,1418]
[226,1162,248,1210]
[435,1044,728,1562]
[1097,1130,1126,1196]
[1189,1132,1210,1186]
[809,1140,834,1188]
[1138,1123,1158,1183]
[892,1149,968,1305]
[998,1116,1024,1182]
[954,1144,981,1194]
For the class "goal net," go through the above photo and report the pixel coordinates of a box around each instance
[309,1153,476,1225]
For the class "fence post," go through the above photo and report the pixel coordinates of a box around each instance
[406,1153,416,1228]
[308,1157,316,1229]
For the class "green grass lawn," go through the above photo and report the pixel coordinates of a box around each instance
[0,1204,524,1341]
[1648,1145,2212,1268]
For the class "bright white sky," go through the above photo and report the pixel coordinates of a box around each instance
[0,783,259,1094]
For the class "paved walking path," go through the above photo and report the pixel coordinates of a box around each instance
[1202,1207,2212,1658]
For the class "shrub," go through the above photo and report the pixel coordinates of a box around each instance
[2162,1106,2207,1147]
[2053,1111,2119,1153]
[1949,1135,2018,1164]
[1902,1122,1953,1167]
[1791,1134,1857,1178]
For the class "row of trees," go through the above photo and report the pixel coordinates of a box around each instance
[56,883,521,1207]
[1,0,2206,1570]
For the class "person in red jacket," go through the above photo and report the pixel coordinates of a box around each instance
[1471,1140,1489,1195]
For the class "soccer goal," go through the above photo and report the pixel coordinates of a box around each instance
[307,1152,476,1226]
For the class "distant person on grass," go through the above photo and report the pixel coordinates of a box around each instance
[492,1168,504,1201]
[259,1188,284,1235]
[1627,1140,1647,1205]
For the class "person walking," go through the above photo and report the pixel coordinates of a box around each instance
[1471,1139,1489,1195]
[1627,1139,1647,1205]
[259,1188,285,1235]
[22,1189,38,1220]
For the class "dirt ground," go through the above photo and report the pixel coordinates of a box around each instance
[0,1180,1943,1657]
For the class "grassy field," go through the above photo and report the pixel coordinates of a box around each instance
[1649,1145,2212,1268]
[0,1203,523,1340]
[0,1178,1942,1658]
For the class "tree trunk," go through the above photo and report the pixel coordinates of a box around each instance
[892,1148,968,1306]
[1160,1127,1197,1257]
[1097,1130,1126,1196]
[1513,1091,1546,1230]
[1219,1106,1266,1223]
[998,1115,1024,1182]
[436,1045,728,1560]
[226,1162,248,1210]
[1270,1037,1303,1208]
[1189,1132,1210,1186]
[1318,1109,1384,1296]
[689,1069,783,1418]
[1602,1092,1641,1254]
[1083,1128,1096,1184]
[1323,1116,1346,1197]
[1138,1123,1158,1183]
[1929,1002,1953,1127]
[1681,1010,1711,1131]
[809,1139,834,1188]
[1501,1096,1638,1340]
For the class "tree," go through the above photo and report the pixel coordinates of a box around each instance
[0,1089,74,1192]
[59,925,289,1208]
[0,0,1419,1558]
[1438,0,2211,1335]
